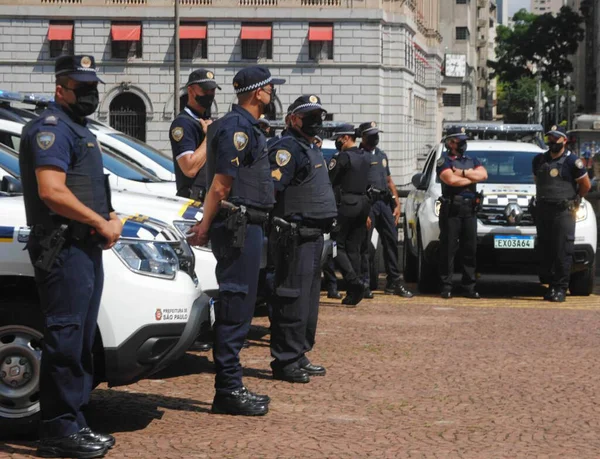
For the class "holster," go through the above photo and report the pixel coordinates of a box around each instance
[528,196,537,224]
[189,185,206,202]
[473,191,484,213]
[32,224,68,272]
[271,217,299,293]
[224,212,248,249]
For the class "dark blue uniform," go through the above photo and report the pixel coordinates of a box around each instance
[19,102,110,439]
[436,151,483,293]
[322,151,340,296]
[205,104,275,394]
[268,128,337,374]
[169,106,209,198]
[532,150,587,292]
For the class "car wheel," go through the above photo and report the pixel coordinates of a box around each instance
[569,260,596,296]
[0,325,43,437]
[416,229,439,293]
[402,222,418,283]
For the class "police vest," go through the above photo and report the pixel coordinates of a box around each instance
[277,141,337,220]
[174,108,207,198]
[206,117,275,210]
[535,153,577,202]
[441,155,477,198]
[340,147,370,194]
[367,148,388,190]
[20,108,110,228]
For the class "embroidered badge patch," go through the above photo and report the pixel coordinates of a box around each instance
[309,95,318,103]
[171,126,184,142]
[231,157,240,167]
[271,168,282,181]
[382,158,387,168]
[80,56,92,68]
[549,168,559,177]
[233,132,249,151]
[328,158,337,170]
[436,157,445,167]
[276,150,291,167]
[36,132,55,150]
[207,71,214,79]
[575,158,585,169]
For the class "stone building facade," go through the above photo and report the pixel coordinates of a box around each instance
[0,0,444,186]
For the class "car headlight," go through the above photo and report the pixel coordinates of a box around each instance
[173,220,212,252]
[434,199,441,217]
[576,202,588,222]
[113,239,179,279]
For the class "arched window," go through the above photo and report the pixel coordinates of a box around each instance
[109,92,147,142]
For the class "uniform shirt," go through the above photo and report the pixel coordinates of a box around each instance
[269,129,313,193]
[436,151,482,198]
[532,151,588,183]
[366,147,391,190]
[169,106,208,193]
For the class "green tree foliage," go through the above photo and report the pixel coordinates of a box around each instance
[491,7,584,85]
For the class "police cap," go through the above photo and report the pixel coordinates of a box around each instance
[546,125,567,140]
[186,68,221,90]
[445,126,469,141]
[357,121,381,137]
[288,94,326,115]
[330,123,356,139]
[55,55,104,83]
[232,66,286,94]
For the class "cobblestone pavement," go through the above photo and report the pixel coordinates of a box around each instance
[3,276,600,458]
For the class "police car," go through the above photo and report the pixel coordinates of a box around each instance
[404,137,597,295]
[0,165,213,434]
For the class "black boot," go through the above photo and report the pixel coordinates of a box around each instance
[79,428,115,449]
[543,287,556,301]
[385,280,414,298]
[327,290,342,299]
[272,367,310,383]
[211,389,269,416]
[37,432,107,459]
[240,386,270,404]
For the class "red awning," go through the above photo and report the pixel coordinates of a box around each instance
[308,25,333,41]
[48,24,73,41]
[180,24,207,40]
[111,24,141,41]
[241,25,272,40]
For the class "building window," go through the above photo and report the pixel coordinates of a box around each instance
[309,41,333,61]
[455,27,470,40]
[111,23,143,59]
[241,24,272,60]
[48,21,74,58]
[180,23,207,60]
[443,93,462,107]
[456,0,468,3]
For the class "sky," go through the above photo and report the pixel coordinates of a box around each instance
[509,0,530,15]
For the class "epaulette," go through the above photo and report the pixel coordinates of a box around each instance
[42,115,58,126]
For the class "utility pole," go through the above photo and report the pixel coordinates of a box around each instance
[173,0,180,117]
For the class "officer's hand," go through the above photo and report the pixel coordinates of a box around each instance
[199,118,213,135]
[366,216,372,230]
[98,219,122,250]
[393,206,401,226]
[187,222,209,247]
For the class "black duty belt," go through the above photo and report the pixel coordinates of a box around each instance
[217,206,269,224]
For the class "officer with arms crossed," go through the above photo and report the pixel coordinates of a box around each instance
[436,126,487,299]
[329,124,371,306]
[358,122,413,299]
[19,55,121,458]
[532,125,591,302]
[187,66,285,416]
[268,95,337,383]
[169,68,219,200]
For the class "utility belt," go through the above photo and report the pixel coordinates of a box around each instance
[536,197,580,212]
[217,201,270,248]
[271,217,327,241]
[367,186,397,209]
[439,191,484,212]
[30,221,105,272]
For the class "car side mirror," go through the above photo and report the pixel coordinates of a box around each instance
[411,173,425,190]
[1,175,22,194]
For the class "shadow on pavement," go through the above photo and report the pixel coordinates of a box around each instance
[0,442,37,456]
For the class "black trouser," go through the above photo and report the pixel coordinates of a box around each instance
[362,199,401,288]
[270,232,324,372]
[28,238,103,439]
[336,196,371,285]
[438,199,477,292]
[535,202,576,291]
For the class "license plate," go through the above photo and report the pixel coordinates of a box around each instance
[493,235,535,249]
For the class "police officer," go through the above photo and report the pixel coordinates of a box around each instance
[357,122,414,299]
[329,124,371,306]
[268,95,337,383]
[187,66,285,416]
[19,55,121,458]
[169,68,220,200]
[436,126,488,299]
[532,125,591,302]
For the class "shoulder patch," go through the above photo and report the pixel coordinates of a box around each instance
[43,115,58,126]
[231,157,240,167]
[436,156,445,167]
[36,132,56,150]
[328,158,337,170]
[575,158,585,169]
[233,132,249,151]
[171,126,184,142]
[382,158,387,168]
[271,168,282,181]
[276,150,291,167]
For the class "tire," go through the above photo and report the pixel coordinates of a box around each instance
[416,229,439,294]
[569,260,596,296]
[402,223,418,283]
[0,324,43,438]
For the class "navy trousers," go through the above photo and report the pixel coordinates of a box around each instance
[210,222,262,394]
[29,240,103,439]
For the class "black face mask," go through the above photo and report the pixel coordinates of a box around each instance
[195,94,214,110]
[548,142,564,154]
[299,112,323,138]
[364,134,379,148]
[457,140,468,154]
[335,139,344,151]
[259,87,276,118]
[68,85,99,118]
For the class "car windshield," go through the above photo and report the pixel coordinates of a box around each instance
[107,133,175,174]
[101,150,160,183]
[468,150,536,184]
[0,145,20,177]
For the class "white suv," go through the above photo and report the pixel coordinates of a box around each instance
[403,140,597,295]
